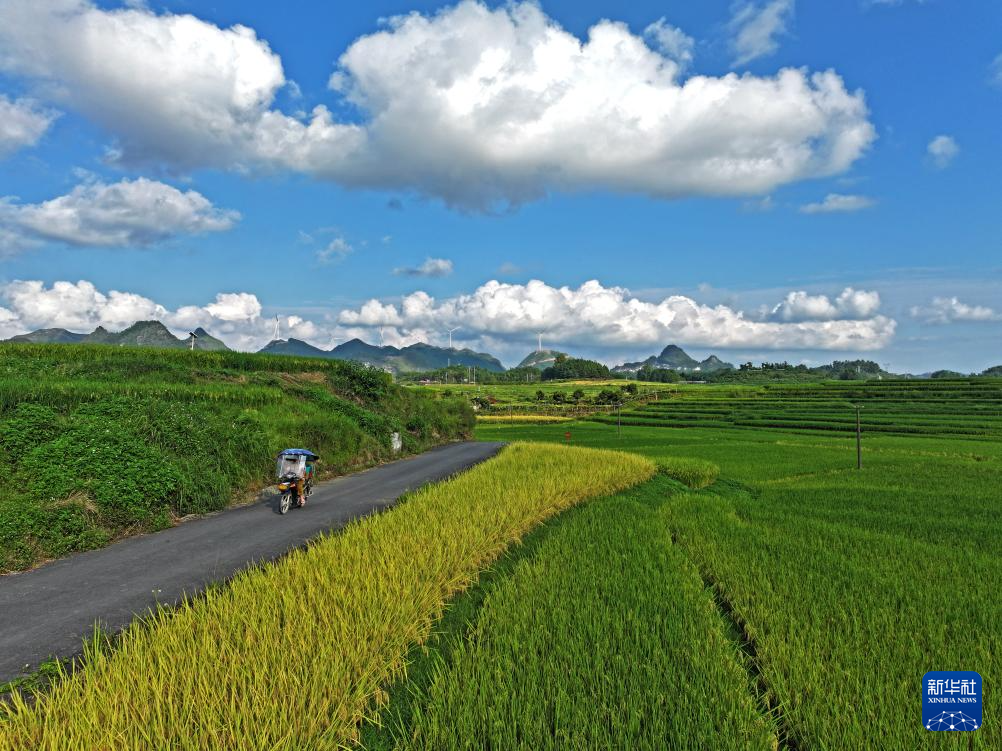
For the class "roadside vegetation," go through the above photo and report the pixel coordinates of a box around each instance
[0,343,473,573]
[0,443,653,750]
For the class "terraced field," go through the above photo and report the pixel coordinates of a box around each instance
[588,378,1002,438]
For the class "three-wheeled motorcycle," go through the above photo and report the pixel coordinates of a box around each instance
[275,448,319,515]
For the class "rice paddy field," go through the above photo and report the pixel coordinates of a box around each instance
[457,378,1001,749]
[0,444,653,750]
[2,377,998,749]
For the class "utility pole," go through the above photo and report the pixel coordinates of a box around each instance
[854,404,863,469]
[617,402,622,439]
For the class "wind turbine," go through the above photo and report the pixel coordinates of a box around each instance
[446,326,460,350]
[537,332,544,353]
[273,315,281,342]
[379,327,386,347]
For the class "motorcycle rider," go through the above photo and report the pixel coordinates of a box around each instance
[278,452,310,507]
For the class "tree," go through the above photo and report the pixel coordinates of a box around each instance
[535,389,546,401]
[621,383,638,395]
[541,357,611,381]
[551,391,567,404]
[572,389,585,402]
[596,388,620,404]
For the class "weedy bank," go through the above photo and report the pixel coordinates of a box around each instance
[0,343,472,572]
[0,443,654,750]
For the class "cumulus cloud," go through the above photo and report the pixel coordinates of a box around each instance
[0,95,57,158]
[0,277,897,355]
[0,178,238,251]
[0,280,318,351]
[338,279,895,352]
[927,135,958,168]
[800,193,875,214]
[910,297,999,325]
[769,288,881,322]
[729,0,795,66]
[393,257,454,278]
[0,1,875,210]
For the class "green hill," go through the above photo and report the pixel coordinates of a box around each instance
[258,337,327,358]
[516,349,566,370]
[0,343,473,573]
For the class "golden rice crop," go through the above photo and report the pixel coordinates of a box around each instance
[0,443,653,750]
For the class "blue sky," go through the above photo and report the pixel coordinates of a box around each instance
[0,0,999,371]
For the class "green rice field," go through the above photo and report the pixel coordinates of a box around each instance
[371,379,1000,749]
[2,377,997,748]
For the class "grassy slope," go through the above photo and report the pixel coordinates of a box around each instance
[361,470,777,751]
[476,412,1001,749]
[0,344,473,573]
[0,444,653,750]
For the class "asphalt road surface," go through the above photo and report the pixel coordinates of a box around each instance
[0,441,504,684]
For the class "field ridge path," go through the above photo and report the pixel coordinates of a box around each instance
[0,441,504,684]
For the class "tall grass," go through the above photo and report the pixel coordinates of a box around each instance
[0,443,654,750]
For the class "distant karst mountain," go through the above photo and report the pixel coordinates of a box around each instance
[4,321,504,373]
[4,321,232,351]
[258,337,327,358]
[613,344,734,374]
[516,349,567,370]
[8,328,87,344]
[258,337,505,373]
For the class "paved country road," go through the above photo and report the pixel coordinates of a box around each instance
[0,441,504,684]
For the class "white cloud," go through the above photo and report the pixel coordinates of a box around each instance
[0,280,319,351]
[393,257,454,278]
[0,1,875,211]
[644,18,695,71]
[769,288,881,322]
[0,178,238,251]
[0,277,897,355]
[992,54,1002,87]
[316,237,352,264]
[910,297,999,325]
[729,0,795,66]
[927,135,958,168]
[0,95,57,158]
[800,193,875,214]
[338,279,895,352]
